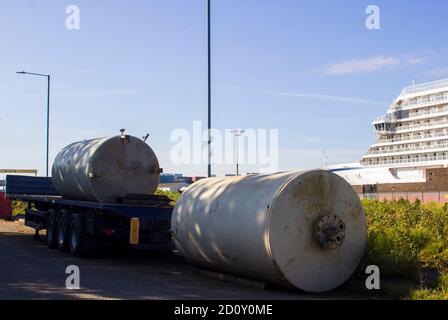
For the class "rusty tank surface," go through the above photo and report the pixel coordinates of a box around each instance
[52,134,160,203]
[171,170,366,293]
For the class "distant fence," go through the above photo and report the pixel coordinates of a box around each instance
[359,192,448,203]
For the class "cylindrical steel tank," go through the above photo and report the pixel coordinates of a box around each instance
[172,170,366,293]
[52,135,160,203]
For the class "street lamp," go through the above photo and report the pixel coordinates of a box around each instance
[206,0,212,178]
[16,71,51,177]
[231,129,245,176]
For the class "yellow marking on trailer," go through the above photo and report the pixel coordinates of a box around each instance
[130,218,140,245]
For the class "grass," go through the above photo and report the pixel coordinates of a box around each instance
[407,273,448,300]
[12,200,26,216]
[155,190,182,206]
[361,199,448,273]
[360,199,448,299]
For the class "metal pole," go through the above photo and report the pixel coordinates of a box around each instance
[46,75,50,177]
[231,129,244,176]
[16,71,51,177]
[207,0,212,178]
[236,134,239,176]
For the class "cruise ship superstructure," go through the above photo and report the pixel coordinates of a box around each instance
[329,79,448,190]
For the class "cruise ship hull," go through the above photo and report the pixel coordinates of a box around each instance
[329,164,448,203]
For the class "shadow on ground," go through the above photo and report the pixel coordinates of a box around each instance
[0,223,369,300]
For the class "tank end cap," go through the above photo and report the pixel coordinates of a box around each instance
[314,214,346,250]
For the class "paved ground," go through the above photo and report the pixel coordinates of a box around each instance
[0,219,366,300]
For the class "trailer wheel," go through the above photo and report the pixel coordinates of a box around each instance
[69,213,95,257]
[46,210,58,249]
[57,210,70,253]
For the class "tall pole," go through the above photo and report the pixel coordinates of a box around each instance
[46,75,50,177]
[16,71,51,177]
[207,0,212,178]
[231,129,245,176]
[236,134,239,176]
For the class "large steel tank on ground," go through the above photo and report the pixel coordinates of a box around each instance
[172,170,366,293]
[52,135,160,203]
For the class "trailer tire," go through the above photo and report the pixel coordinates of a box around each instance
[57,210,70,253]
[69,213,95,257]
[46,210,58,249]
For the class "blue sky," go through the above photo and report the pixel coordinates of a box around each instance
[0,0,447,176]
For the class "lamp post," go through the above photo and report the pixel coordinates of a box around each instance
[207,0,212,178]
[231,129,245,176]
[16,71,51,177]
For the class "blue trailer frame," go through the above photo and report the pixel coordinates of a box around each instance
[5,175,174,255]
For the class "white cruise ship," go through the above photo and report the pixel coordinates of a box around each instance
[328,79,448,191]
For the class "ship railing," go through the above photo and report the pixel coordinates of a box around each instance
[373,103,448,125]
[373,115,386,123]
[400,79,448,96]
[373,114,396,123]
[377,131,448,144]
[364,155,448,166]
[400,93,448,109]
[395,118,448,131]
[367,142,448,155]
[376,118,448,133]
[411,106,448,118]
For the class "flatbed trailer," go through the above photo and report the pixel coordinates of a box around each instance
[5,175,174,257]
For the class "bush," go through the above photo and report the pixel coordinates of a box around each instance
[361,199,448,276]
[155,190,181,206]
[408,273,448,300]
[12,200,26,216]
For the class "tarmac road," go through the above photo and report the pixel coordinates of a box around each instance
[0,219,366,300]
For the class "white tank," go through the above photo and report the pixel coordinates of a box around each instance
[52,135,160,203]
[171,170,366,293]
